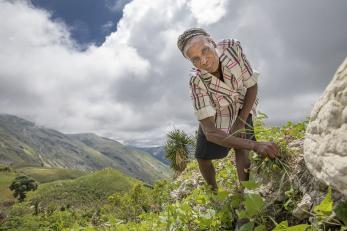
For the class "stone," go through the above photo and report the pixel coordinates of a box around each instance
[304,57,347,196]
[292,194,312,220]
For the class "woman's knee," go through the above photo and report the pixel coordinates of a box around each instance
[196,158,212,166]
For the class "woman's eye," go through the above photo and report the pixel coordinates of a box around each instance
[192,58,200,64]
[204,47,211,52]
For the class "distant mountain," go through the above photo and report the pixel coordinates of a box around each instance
[69,133,173,183]
[128,143,196,166]
[0,114,172,184]
[128,145,169,165]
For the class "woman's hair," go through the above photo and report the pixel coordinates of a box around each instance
[177,28,210,57]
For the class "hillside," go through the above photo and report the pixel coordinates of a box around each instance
[0,165,16,202]
[0,114,172,184]
[0,165,87,203]
[69,133,172,184]
[16,166,87,184]
[1,119,346,230]
[26,168,139,210]
[127,145,170,165]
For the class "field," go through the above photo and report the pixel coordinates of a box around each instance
[0,165,88,203]
[0,171,16,202]
[16,167,87,183]
[27,168,139,209]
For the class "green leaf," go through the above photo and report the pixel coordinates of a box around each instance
[287,224,310,231]
[241,180,259,190]
[313,186,333,217]
[244,193,264,217]
[272,220,288,230]
[254,225,266,231]
[272,221,310,231]
[237,210,247,219]
[283,198,292,211]
[215,190,229,201]
[238,222,254,231]
[196,194,208,205]
[335,200,347,225]
[230,194,242,208]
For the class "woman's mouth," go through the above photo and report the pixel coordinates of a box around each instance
[206,61,213,69]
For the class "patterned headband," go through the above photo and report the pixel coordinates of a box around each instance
[177,28,210,57]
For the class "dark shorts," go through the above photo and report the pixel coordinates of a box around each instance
[195,113,257,160]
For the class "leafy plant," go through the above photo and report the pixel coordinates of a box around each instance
[164,128,195,174]
[9,175,38,202]
[272,220,310,231]
[313,186,333,218]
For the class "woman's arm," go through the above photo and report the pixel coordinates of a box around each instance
[199,116,278,158]
[238,83,257,122]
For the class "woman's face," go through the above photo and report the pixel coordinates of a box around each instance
[184,35,219,73]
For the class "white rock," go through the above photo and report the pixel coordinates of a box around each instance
[304,57,347,196]
[292,194,312,219]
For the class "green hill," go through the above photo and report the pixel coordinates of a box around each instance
[69,133,172,184]
[0,168,16,202]
[16,167,87,184]
[27,168,138,209]
[0,166,88,203]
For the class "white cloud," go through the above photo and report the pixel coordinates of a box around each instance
[101,20,114,33]
[105,0,131,12]
[188,0,228,25]
[0,0,346,146]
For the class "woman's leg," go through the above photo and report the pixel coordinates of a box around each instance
[196,158,218,191]
[234,149,251,182]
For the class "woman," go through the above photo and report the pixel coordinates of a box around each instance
[177,28,279,193]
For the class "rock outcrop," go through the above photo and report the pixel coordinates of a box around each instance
[304,57,347,196]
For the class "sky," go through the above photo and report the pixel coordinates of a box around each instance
[0,0,346,147]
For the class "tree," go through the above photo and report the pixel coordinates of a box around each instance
[9,175,38,202]
[164,129,195,174]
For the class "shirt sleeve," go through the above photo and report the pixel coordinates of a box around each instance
[232,39,259,88]
[189,76,216,121]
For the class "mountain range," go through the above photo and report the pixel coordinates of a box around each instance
[128,145,169,165]
[0,114,172,184]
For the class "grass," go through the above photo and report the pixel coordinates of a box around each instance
[0,165,88,203]
[27,168,140,209]
[17,167,87,183]
[0,171,16,202]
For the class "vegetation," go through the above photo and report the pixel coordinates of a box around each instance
[27,168,138,210]
[9,175,38,202]
[0,114,171,185]
[164,128,195,174]
[0,166,88,203]
[16,167,87,183]
[0,114,346,230]
[0,170,16,202]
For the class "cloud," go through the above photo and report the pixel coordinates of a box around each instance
[105,0,131,12]
[0,0,346,146]
[188,0,228,25]
[101,20,114,33]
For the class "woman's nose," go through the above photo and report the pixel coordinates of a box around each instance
[201,56,208,65]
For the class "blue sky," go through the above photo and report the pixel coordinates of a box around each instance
[31,0,129,48]
[0,0,346,146]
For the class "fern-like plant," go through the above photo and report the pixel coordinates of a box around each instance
[164,129,194,174]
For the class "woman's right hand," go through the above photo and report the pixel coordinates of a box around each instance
[253,142,279,159]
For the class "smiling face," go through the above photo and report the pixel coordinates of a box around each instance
[183,35,220,73]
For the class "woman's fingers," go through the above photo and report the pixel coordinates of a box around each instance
[269,143,279,156]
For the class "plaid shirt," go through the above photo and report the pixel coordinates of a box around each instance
[188,38,259,133]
